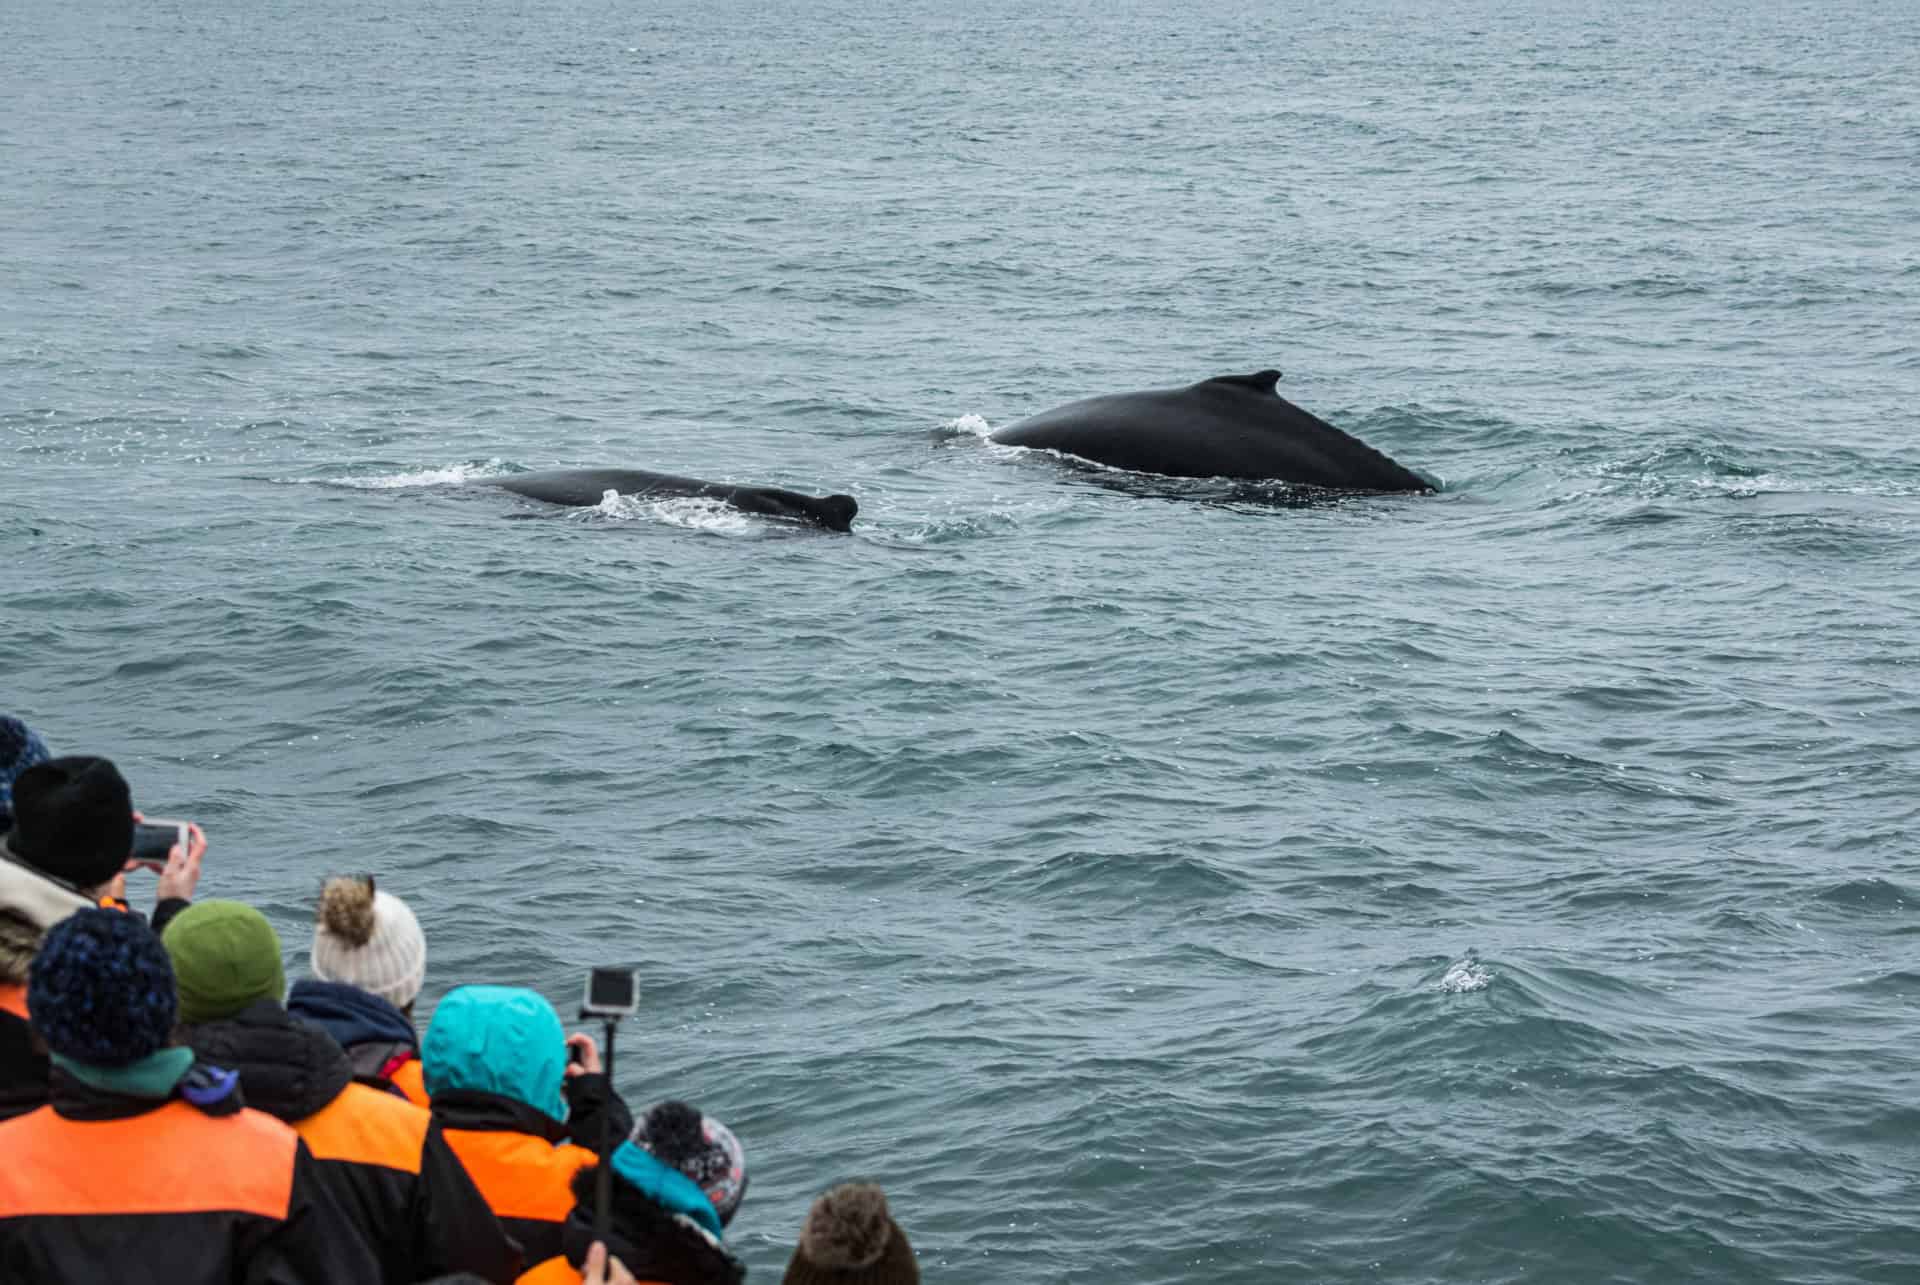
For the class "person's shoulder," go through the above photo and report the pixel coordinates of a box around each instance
[227,1103,303,1148]
[297,1082,432,1172]
[339,1079,431,1123]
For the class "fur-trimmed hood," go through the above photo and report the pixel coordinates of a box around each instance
[0,844,93,984]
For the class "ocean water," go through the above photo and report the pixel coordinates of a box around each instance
[4,0,1919,1279]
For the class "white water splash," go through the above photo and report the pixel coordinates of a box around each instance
[316,459,513,489]
[945,412,994,439]
[588,489,755,534]
[1438,959,1493,993]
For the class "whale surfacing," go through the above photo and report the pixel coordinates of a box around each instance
[991,370,1432,494]
[484,468,857,532]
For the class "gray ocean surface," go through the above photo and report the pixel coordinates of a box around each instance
[5,0,1919,1280]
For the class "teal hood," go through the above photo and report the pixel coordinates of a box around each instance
[611,1141,723,1239]
[422,985,568,1123]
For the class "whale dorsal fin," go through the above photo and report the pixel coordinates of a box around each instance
[1204,370,1282,394]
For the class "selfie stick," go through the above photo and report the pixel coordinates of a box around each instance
[595,1015,617,1244]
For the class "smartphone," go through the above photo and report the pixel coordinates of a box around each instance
[131,819,190,867]
[580,967,639,1019]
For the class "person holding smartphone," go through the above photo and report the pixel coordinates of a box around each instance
[0,755,206,933]
[0,756,207,1124]
[423,986,635,1268]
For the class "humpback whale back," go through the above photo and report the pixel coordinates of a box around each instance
[482,468,859,532]
[992,369,1432,493]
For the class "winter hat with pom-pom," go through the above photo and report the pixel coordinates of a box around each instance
[309,875,427,1011]
[782,1183,919,1285]
[633,1099,749,1227]
[29,907,177,1068]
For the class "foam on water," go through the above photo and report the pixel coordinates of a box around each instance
[945,412,994,440]
[1438,959,1493,994]
[587,488,757,535]
[308,460,515,489]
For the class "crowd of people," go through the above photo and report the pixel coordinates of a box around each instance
[0,716,922,1284]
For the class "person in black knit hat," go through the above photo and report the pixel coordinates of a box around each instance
[3,755,134,891]
[0,754,210,1122]
[1,754,134,1123]
[2,755,204,932]
[0,908,376,1283]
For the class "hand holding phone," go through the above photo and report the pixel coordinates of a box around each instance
[128,816,207,903]
[564,1033,602,1078]
[130,820,189,870]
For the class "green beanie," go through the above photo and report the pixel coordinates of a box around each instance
[162,900,286,1026]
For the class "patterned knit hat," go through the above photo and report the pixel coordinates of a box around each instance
[309,875,427,1011]
[7,756,134,891]
[0,716,51,829]
[29,907,177,1068]
[782,1184,919,1285]
[632,1100,750,1227]
[163,901,287,1026]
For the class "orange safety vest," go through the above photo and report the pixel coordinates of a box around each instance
[0,1099,296,1220]
[0,984,28,1022]
[441,1126,596,1236]
[389,1055,430,1109]
[295,1081,430,1174]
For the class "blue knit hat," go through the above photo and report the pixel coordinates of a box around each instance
[0,716,51,829]
[30,908,178,1068]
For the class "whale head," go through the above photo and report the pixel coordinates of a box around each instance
[812,494,858,533]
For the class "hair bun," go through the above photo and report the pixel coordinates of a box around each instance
[316,876,378,948]
[800,1183,894,1269]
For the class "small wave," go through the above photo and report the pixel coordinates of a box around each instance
[1812,878,1912,912]
[1437,959,1492,993]
[887,510,1028,543]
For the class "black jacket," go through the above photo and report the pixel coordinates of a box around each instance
[0,849,93,1123]
[429,1076,634,1268]
[551,1161,746,1285]
[0,1002,45,1125]
[181,1000,521,1283]
[0,1061,378,1284]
